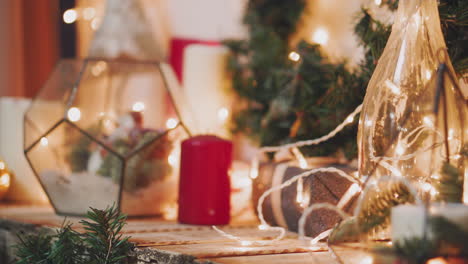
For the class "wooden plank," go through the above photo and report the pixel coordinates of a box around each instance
[0,204,79,227]
[1,204,351,264]
[151,239,326,259]
[130,227,298,246]
[205,252,334,264]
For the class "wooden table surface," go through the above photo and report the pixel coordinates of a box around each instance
[0,204,339,264]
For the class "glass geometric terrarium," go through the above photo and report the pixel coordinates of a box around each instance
[24,58,189,216]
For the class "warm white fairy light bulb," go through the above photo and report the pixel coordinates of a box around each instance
[361,256,374,264]
[448,129,455,140]
[91,61,107,76]
[91,18,101,30]
[0,161,5,170]
[168,153,177,167]
[395,143,405,155]
[385,80,401,95]
[296,178,305,205]
[67,107,82,122]
[63,9,77,24]
[312,27,329,45]
[425,70,432,80]
[166,118,178,129]
[40,137,49,147]
[288,51,301,62]
[427,258,448,264]
[83,7,96,20]
[217,107,229,122]
[250,157,259,179]
[132,102,145,112]
[423,116,434,127]
[375,0,382,6]
[0,172,10,186]
[413,13,421,29]
[422,182,438,197]
[292,147,308,169]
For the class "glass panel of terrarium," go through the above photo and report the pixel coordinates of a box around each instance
[120,123,189,217]
[26,120,120,215]
[24,59,84,149]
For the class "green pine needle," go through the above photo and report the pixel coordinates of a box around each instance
[14,232,53,264]
[14,205,132,264]
[80,205,132,264]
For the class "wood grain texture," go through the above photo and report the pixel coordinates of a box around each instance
[0,204,336,264]
[152,239,322,259]
[205,252,333,264]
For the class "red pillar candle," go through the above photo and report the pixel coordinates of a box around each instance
[178,135,232,225]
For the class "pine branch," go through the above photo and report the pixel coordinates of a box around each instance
[80,205,132,264]
[394,237,436,264]
[431,216,468,256]
[14,232,53,264]
[14,206,132,264]
[357,181,414,234]
[394,216,468,262]
[433,145,468,203]
[433,162,464,203]
[329,181,414,244]
[48,224,86,264]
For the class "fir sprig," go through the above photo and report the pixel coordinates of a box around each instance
[394,216,468,262]
[14,205,132,264]
[80,206,132,264]
[357,181,414,234]
[329,181,414,244]
[14,232,53,264]
[433,162,464,203]
[48,224,86,264]
[394,237,437,264]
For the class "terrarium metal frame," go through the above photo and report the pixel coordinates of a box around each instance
[24,57,190,217]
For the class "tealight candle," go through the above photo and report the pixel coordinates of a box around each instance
[391,203,468,243]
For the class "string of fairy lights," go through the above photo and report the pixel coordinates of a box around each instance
[61,0,464,252]
[63,6,101,30]
[213,103,365,247]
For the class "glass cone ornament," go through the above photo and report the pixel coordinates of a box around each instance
[328,0,467,262]
[24,0,190,217]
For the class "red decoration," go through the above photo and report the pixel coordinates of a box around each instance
[169,38,219,83]
[178,135,232,225]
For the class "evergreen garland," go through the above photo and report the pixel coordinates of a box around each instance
[225,0,468,160]
[13,205,132,264]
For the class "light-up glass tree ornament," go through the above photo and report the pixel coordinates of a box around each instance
[356,0,466,238]
[327,0,467,262]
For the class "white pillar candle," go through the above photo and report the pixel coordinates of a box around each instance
[183,44,232,137]
[391,203,468,243]
[0,97,48,204]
